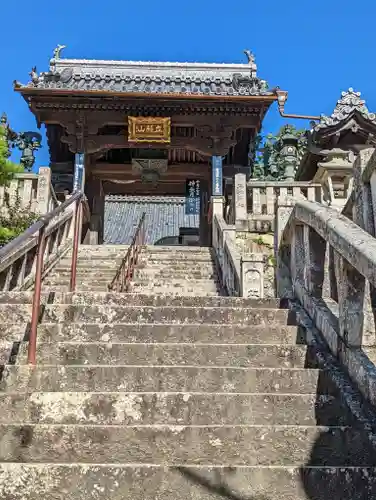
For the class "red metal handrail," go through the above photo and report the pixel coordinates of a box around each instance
[108,212,146,292]
[0,191,84,364]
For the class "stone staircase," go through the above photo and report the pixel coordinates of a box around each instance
[0,245,375,498]
[43,245,222,295]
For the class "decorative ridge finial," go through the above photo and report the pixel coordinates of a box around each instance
[243,49,255,66]
[53,44,66,60]
[313,87,376,132]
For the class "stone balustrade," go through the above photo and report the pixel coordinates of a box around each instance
[275,147,376,408]
[212,198,265,298]
[229,174,323,232]
[0,167,53,216]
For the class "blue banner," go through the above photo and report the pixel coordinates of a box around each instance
[185,179,200,215]
[212,156,223,196]
[73,153,85,192]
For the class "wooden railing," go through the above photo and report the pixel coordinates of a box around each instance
[0,191,84,364]
[108,212,146,292]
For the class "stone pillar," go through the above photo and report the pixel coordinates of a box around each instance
[234,173,247,228]
[274,197,295,299]
[307,227,326,298]
[351,148,376,346]
[291,222,305,289]
[37,167,51,214]
[334,251,368,347]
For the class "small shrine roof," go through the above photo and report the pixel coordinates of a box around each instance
[311,88,376,136]
[14,47,275,99]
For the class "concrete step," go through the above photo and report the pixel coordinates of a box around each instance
[0,464,375,500]
[0,305,293,325]
[0,424,373,465]
[0,392,352,426]
[0,322,299,344]
[0,365,326,393]
[15,343,309,368]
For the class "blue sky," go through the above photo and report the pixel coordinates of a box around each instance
[1,0,375,169]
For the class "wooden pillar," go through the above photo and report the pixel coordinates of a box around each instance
[83,176,105,245]
[199,179,209,246]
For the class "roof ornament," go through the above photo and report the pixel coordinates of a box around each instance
[53,44,66,60]
[243,49,255,66]
[314,88,376,131]
[29,66,39,86]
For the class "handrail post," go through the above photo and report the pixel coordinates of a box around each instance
[27,225,46,365]
[70,199,82,292]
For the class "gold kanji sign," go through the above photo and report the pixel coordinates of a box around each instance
[128,117,171,143]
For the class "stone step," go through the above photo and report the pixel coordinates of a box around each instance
[0,392,352,426]
[0,322,299,344]
[144,246,212,253]
[15,343,309,368]
[130,280,221,289]
[0,305,293,325]
[42,279,221,292]
[0,464,375,500]
[63,294,284,308]
[0,365,326,393]
[134,271,218,279]
[0,424,372,465]
[50,270,120,279]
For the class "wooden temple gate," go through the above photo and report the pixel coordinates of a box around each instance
[14,48,277,245]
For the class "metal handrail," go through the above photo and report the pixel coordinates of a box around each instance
[108,212,146,292]
[0,190,84,364]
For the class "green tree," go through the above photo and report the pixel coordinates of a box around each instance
[0,124,23,185]
[0,124,39,246]
[252,124,307,180]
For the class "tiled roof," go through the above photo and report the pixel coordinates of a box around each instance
[313,88,376,133]
[17,50,274,98]
[104,195,199,245]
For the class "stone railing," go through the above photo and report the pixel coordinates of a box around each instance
[228,174,322,232]
[276,147,376,407]
[212,199,265,298]
[0,167,53,216]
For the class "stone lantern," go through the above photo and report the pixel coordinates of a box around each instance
[280,126,299,181]
[313,148,354,210]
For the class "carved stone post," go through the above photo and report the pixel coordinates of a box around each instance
[307,227,326,298]
[291,222,305,290]
[241,254,264,298]
[234,173,247,229]
[274,196,295,299]
[37,167,51,214]
[351,148,376,345]
[334,251,370,347]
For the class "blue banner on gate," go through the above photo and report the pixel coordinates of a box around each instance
[212,156,223,196]
[73,153,85,192]
[185,179,200,215]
